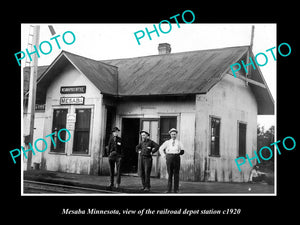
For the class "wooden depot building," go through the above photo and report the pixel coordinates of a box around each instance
[23,43,274,182]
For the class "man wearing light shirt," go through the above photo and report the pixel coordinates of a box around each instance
[159,128,184,193]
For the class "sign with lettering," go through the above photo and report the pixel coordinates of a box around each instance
[60,86,86,94]
[35,104,45,110]
[60,96,84,105]
[67,113,76,123]
[66,113,76,130]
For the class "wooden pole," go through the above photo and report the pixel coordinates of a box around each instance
[48,25,56,36]
[250,25,255,50]
[245,25,255,84]
[26,25,40,170]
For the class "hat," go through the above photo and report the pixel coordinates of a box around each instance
[168,128,178,134]
[111,127,120,132]
[139,130,150,136]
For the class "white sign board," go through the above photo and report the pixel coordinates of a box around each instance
[67,113,76,123]
[60,96,84,105]
[66,123,75,131]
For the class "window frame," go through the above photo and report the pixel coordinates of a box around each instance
[72,107,92,155]
[209,115,221,157]
[159,116,177,145]
[50,108,68,154]
[237,121,247,157]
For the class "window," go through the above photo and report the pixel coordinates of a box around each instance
[51,109,68,153]
[141,119,159,143]
[73,108,91,154]
[104,106,116,147]
[210,116,220,156]
[238,122,247,157]
[159,116,177,145]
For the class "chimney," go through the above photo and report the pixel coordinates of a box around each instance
[158,43,171,54]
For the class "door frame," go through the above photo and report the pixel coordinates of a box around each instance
[120,115,161,177]
[140,118,160,177]
[120,117,140,174]
[119,114,180,178]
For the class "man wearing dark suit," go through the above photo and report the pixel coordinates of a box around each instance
[136,130,159,192]
[106,127,123,189]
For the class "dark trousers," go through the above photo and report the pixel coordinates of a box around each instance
[166,154,180,192]
[108,155,122,185]
[139,156,152,188]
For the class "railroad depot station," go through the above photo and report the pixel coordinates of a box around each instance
[23,43,274,182]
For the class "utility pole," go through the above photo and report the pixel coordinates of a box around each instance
[245,25,255,85]
[26,25,40,171]
[250,25,255,50]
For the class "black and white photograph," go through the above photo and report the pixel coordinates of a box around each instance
[3,5,298,220]
[20,23,276,195]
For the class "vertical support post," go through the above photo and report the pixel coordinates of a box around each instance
[26,25,40,171]
[246,25,255,85]
[250,25,255,50]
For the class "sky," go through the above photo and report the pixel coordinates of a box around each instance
[21,23,276,129]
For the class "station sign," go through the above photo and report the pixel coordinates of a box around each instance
[60,96,85,105]
[60,86,86,94]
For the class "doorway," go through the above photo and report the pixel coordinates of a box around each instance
[140,119,160,177]
[121,118,140,173]
[121,116,177,177]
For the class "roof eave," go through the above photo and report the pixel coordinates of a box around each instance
[249,49,275,115]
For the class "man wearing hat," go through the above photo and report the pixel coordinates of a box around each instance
[159,128,184,193]
[106,127,123,189]
[136,130,159,192]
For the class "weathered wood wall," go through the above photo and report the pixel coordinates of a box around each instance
[194,73,258,182]
[41,64,103,175]
[113,97,196,181]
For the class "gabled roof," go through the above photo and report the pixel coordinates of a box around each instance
[35,51,118,98]
[32,46,274,115]
[247,50,274,114]
[63,51,118,95]
[102,46,249,96]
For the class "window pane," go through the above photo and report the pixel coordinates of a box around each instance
[51,109,68,152]
[211,141,215,155]
[238,123,247,157]
[210,117,220,156]
[142,121,150,133]
[150,121,158,143]
[73,109,91,154]
[169,118,177,130]
[159,117,177,144]
[73,131,89,153]
[160,119,169,133]
[75,109,91,130]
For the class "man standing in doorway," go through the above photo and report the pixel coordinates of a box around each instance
[159,128,184,193]
[106,127,123,189]
[136,130,159,192]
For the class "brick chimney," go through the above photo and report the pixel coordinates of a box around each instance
[158,43,171,54]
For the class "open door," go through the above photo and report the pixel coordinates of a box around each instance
[121,116,177,178]
[121,118,140,174]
